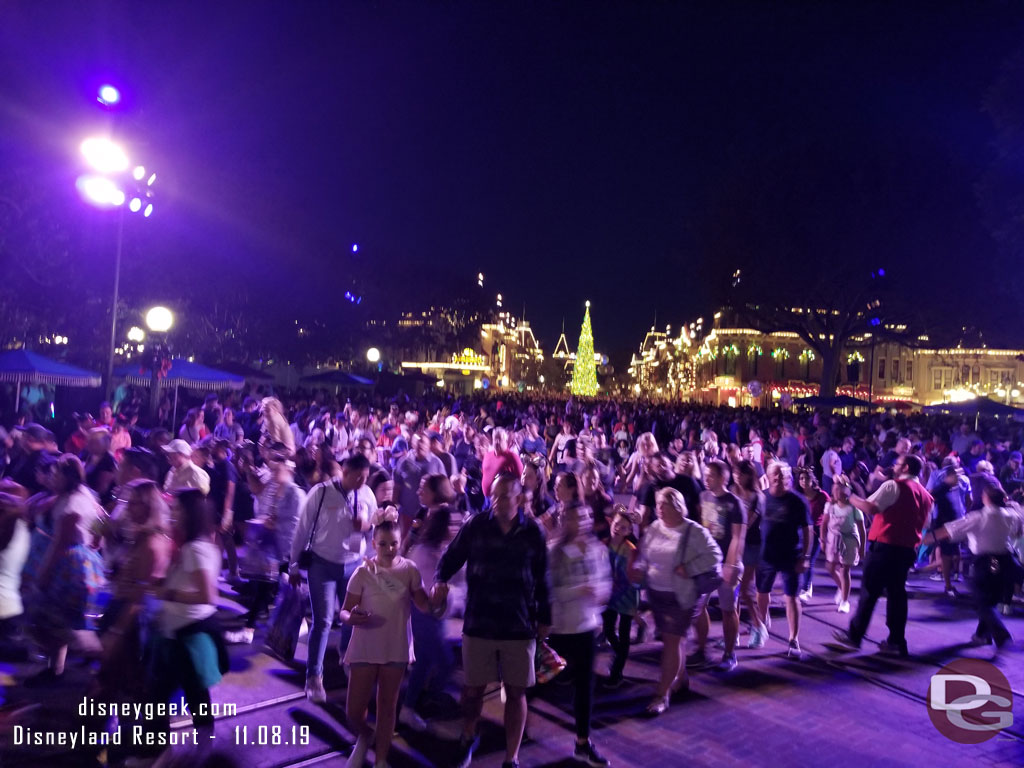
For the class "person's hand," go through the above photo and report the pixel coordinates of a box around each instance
[289,570,303,588]
[346,607,371,626]
[431,582,450,606]
[674,563,690,579]
[723,563,741,587]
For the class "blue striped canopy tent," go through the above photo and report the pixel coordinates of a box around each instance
[0,349,102,410]
[114,358,246,390]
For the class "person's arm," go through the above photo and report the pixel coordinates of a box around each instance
[533,528,552,639]
[849,478,897,519]
[819,506,832,549]
[220,479,236,533]
[794,526,815,574]
[435,515,471,584]
[855,512,867,559]
[339,588,371,626]
[726,523,746,570]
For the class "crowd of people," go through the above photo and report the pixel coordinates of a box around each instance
[1,388,1023,768]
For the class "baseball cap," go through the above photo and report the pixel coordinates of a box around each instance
[1011,451,1022,462]
[391,437,409,454]
[161,439,193,457]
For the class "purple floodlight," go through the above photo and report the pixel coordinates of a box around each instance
[81,137,129,174]
[97,85,121,106]
[76,175,125,207]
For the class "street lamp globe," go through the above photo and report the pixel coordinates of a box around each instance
[127,326,146,343]
[366,347,381,363]
[145,306,174,333]
[97,85,121,106]
[81,137,130,174]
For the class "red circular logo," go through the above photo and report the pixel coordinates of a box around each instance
[927,658,1014,744]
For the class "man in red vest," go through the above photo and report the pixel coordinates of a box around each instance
[832,454,933,657]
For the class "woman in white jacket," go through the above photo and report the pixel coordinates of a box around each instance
[630,487,722,715]
[547,497,613,767]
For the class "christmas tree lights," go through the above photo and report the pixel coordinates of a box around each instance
[571,301,598,397]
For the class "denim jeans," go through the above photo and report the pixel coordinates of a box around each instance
[801,536,822,592]
[405,608,453,709]
[307,553,357,678]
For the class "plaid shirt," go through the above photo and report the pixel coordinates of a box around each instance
[437,510,551,640]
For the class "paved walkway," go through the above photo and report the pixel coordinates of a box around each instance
[1,561,1022,768]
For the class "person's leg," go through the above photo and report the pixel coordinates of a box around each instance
[801,537,820,593]
[940,552,954,591]
[306,557,338,680]
[655,632,682,698]
[840,565,852,602]
[883,546,915,647]
[739,564,758,626]
[503,685,529,763]
[181,658,214,729]
[848,545,884,643]
[573,633,596,743]
[375,665,405,765]
[220,530,239,578]
[976,559,1012,644]
[784,596,800,641]
[755,592,770,631]
[693,607,710,652]
[826,560,842,590]
[609,613,632,680]
[406,610,441,710]
[345,665,378,742]
[460,685,486,741]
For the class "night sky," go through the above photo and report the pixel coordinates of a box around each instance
[2,1,1022,365]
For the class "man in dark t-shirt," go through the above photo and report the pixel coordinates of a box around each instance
[691,459,747,671]
[751,462,812,658]
[638,453,703,529]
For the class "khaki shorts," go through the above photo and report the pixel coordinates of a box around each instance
[462,635,536,688]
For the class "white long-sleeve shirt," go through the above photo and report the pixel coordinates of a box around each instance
[944,504,1023,555]
[549,537,612,635]
[289,480,376,568]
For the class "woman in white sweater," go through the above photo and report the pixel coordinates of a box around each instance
[630,487,722,715]
[547,498,612,767]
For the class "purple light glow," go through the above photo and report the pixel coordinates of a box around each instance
[77,175,125,207]
[143,203,154,218]
[97,85,120,106]
[81,137,129,174]
[129,198,142,213]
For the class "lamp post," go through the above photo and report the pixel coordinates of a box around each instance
[144,306,174,422]
[77,122,157,401]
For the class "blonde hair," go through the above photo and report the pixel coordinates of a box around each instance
[656,487,688,519]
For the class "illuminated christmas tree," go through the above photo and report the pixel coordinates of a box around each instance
[571,301,598,397]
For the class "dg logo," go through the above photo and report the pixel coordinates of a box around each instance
[928,658,1014,744]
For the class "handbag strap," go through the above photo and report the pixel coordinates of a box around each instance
[678,522,693,570]
[305,485,328,551]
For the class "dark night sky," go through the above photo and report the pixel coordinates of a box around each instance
[2,1,1023,365]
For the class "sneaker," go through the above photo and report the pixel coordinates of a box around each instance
[798,585,813,602]
[830,629,861,650]
[501,762,519,768]
[685,648,709,668]
[878,639,909,658]
[305,675,327,703]
[452,734,479,768]
[347,734,368,768]
[968,634,992,647]
[224,627,255,644]
[944,587,961,599]
[833,591,842,606]
[601,674,625,689]
[574,739,611,767]
[837,600,851,614]
[398,707,427,731]
[746,626,767,649]
[999,603,1013,616]
[786,639,802,659]
[929,573,943,582]
[718,653,738,672]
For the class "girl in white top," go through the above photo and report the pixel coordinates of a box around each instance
[340,507,439,768]
[820,477,866,614]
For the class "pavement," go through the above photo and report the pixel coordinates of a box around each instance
[1,560,1023,768]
